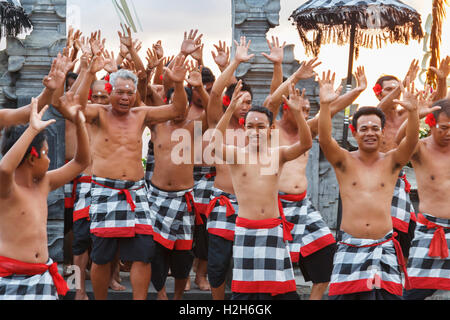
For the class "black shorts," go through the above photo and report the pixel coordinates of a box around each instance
[207,233,234,288]
[231,291,300,300]
[193,214,209,260]
[90,234,155,265]
[72,218,92,256]
[329,289,403,300]
[394,219,417,259]
[151,242,194,292]
[296,243,336,284]
[64,207,73,234]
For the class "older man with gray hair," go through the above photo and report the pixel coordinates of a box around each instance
[58,53,190,300]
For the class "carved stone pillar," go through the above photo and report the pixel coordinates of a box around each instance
[0,0,67,262]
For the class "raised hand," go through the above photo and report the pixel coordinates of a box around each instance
[146,48,164,70]
[228,80,244,112]
[180,29,203,56]
[185,61,203,88]
[393,82,419,112]
[417,86,441,117]
[152,40,164,59]
[59,92,83,122]
[294,57,321,80]
[355,66,367,92]
[233,36,255,63]
[103,50,118,74]
[282,82,307,113]
[261,36,286,64]
[89,30,106,56]
[74,36,93,57]
[29,98,56,132]
[318,70,343,105]
[88,53,105,75]
[211,40,230,70]
[118,24,133,48]
[43,53,75,90]
[404,59,420,84]
[429,56,450,80]
[164,55,189,83]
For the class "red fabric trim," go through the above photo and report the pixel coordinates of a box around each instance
[0,256,68,296]
[410,212,417,222]
[392,216,409,233]
[236,216,282,229]
[278,190,307,202]
[409,277,450,291]
[205,195,235,218]
[204,172,217,179]
[417,213,450,259]
[152,231,193,250]
[65,197,74,209]
[329,278,403,296]
[135,224,153,236]
[73,206,90,222]
[195,203,208,216]
[300,234,336,257]
[208,228,235,241]
[91,180,144,212]
[184,191,203,225]
[91,227,136,238]
[290,251,300,263]
[232,280,297,296]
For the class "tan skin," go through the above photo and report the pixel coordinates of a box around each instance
[211,80,312,221]
[0,98,89,265]
[57,54,188,301]
[319,72,420,240]
[396,112,450,218]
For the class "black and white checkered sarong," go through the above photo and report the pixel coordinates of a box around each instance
[407,213,450,290]
[73,174,92,222]
[329,231,408,297]
[89,176,152,238]
[144,140,155,188]
[205,187,238,241]
[391,170,415,233]
[232,217,297,296]
[148,183,198,250]
[193,166,216,215]
[279,191,336,263]
[0,258,62,300]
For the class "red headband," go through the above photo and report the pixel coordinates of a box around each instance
[425,113,436,128]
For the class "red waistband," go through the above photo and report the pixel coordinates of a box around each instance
[0,256,69,296]
[278,190,307,202]
[236,213,294,243]
[65,176,92,209]
[184,191,203,226]
[417,213,449,259]
[205,195,236,218]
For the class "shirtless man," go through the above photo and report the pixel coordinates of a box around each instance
[0,96,89,300]
[147,31,209,300]
[210,80,313,299]
[395,98,450,300]
[318,71,420,300]
[57,50,189,300]
[374,60,421,256]
[266,63,368,299]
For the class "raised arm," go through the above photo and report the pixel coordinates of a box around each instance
[261,36,286,95]
[389,82,420,167]
[119,25,146,75]
[266,58,321,119]
[429,55,450,101]
[377,59,419,113]
[211,40,231,74]
[144,54,188,125]
[279,82,313,162]
[186,61,209,129]
[0,99,56,198]
[47,97,90,191]
[308,66,367,138]
[318,71,347,167]
[207,36,255,128]
[209,80,243,162]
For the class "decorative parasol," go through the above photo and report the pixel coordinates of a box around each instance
[0,0,32,40]
[290,0,424,148]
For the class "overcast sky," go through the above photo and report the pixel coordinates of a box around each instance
[64,0,449,107]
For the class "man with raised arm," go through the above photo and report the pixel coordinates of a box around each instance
[318,70,420,300]
[373,60,421,257]
[210,80,312,299]
[0,96,89,300]
[394,98,450,300]
[266,60,367,299]
[57,48,188,300]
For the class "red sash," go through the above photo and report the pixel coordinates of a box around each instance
[417,214,449,259]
